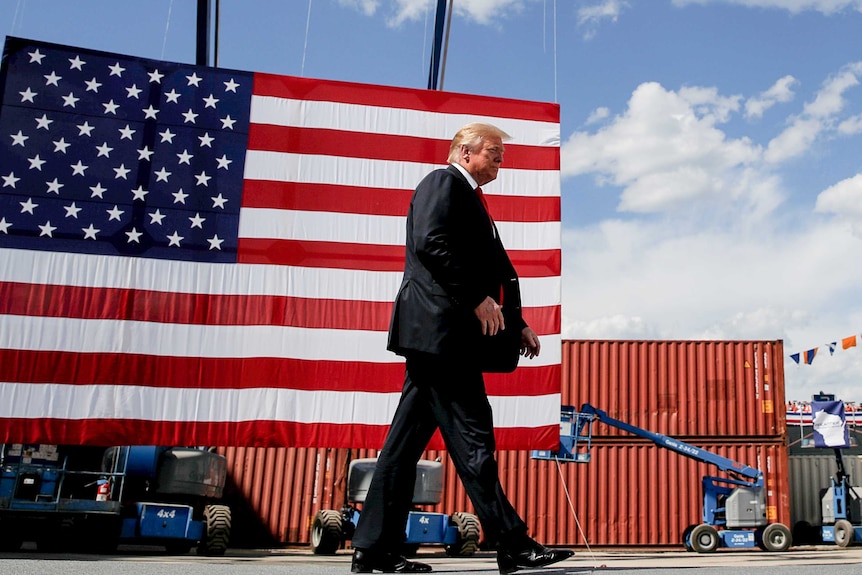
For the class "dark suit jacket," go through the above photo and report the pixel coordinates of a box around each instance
[387,165,526,361]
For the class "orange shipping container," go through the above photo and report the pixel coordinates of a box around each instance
[562,340,786,439]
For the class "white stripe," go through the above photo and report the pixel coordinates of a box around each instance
[0,248,560,307]
[242,151,560,198]
[238,208,561,251]
[250,95,560,148]
[0,382,561,428]
[0,314,563,365]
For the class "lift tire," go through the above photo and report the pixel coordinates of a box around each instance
[445,512,480,557]
[834,519,855,548]
[689,524,720,553]
[761,523,792,552]
[311,510,344,555]
[198,504,231,556]
[681,524,697,552]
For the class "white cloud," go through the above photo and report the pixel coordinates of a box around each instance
[585,106,610,125]
[380,0,527,27]
[838,114,862,135]
[576,0,631,39]
[745,75,798,119]
[672,0,862,15]
[338,0,382,17]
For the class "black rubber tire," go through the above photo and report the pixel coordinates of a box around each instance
[681,524,697,552]
[689,524,720,553]
[198,504,231,556]
[834,519,855,548]
[761,523,792,552]
[310,510,344,555]
[445,512,480,557]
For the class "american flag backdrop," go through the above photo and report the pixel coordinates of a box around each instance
[0,37,562,449]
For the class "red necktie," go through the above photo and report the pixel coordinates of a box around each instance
[475,186,493,225]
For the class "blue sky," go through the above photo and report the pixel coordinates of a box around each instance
[4,0,862,404]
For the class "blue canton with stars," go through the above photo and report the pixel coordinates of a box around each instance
[0,37,253,263]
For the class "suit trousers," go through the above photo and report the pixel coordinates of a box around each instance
[350,351,528,552]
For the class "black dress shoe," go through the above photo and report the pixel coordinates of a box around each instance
[351,549,432,573]
[496,539,574,574]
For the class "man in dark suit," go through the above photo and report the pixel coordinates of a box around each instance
[350,123,573,574]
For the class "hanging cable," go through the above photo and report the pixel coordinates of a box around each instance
[301,0,312,77]
[438,0,454,91]
[553,0,558,103]
[161,0,173,60]
[554,457,602,568]
[11,0,25,35]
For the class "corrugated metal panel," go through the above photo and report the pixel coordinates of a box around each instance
[562,340,786,438]
[788,454,862,528]
[220,440,789,548]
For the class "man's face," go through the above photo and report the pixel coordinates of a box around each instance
[462,136,504,186]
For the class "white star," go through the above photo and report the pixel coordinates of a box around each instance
[0,217,11,234]
[70,160,88,176]
[182,108,198,123]
[216,154,232,170]
[186,72,202,87]
[85,77,102,92]
[11,131,29,146]
[28,49,45,64]
[114,164,130,179]
[208,234,224,250]
[64,202,82,218]
[149,209,166,225]
[90,182,107,198]
[142,105,159,119]
[53,138,70,153]
[150,210,165,225]
[118,125,136,140]
[38,221,57,237]
[223,78,240,92]
[154,167,172,182]
[131,185,149,201]
[159,128,176,143]
[69,55,86,70]
[2,172,20,187]
[62,92,79,108]
[109,62,126,77]
[20,198,38,214]
[177,149,193,164]
[77,121,94,136]
[19,87,37,102]
[164,89,181,103]
[195,171,211,187]
[126,227,143,243]
[46,178,64,194]
[211,193,228,209]
[44,71,61,86]
[126,84,142,99]
[189,212,206,228]
[172,188,189,204]
[167,231,184,246]
[82,223,100,239]
[220,115,236,130]
[35,114,52,130]
[203,94,219,108]
[106,205,124,221]
[137,146,154,161]
[148,69,164,83]
[96,142,113,158]
[28,155,45,170]
[103,99,120,115]
[198,132,214,147]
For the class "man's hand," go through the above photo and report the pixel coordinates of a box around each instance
[474,296,504,336]
[520,327,541,359]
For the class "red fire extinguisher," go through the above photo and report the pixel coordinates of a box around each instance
[96,477,111,501]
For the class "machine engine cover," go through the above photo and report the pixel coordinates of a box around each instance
[348,458,443,505]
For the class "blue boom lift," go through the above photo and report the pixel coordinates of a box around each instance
[532,404,792,553]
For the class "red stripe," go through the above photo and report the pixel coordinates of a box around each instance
[237,239,561,277]
[0,349,561,395]
[240,180,560,222]
[0,418,559,450]
[247,124,560,170]
[252,73,560,124]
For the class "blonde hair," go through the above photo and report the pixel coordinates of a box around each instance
[447,123,511,163]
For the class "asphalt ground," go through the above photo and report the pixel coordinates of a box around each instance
[4,545,862,575]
